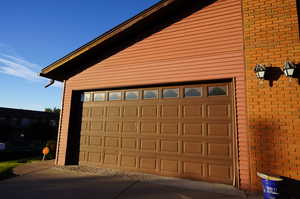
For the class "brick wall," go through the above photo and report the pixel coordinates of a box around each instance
[243,0,300,190]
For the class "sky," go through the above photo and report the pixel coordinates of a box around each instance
[0,0,160,111]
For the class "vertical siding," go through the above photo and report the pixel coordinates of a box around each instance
[56,83,72,165]
[58,0,250,188]
[55,81,65,165]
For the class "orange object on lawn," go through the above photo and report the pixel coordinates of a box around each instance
[42,147,50,161]
[42,147,50,155]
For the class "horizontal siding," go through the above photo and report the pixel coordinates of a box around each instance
[59,0,250,189]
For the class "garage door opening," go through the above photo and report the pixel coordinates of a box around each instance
[65,91,82,165]
[69,81,237,185]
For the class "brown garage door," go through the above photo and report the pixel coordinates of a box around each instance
[79,82,235,184]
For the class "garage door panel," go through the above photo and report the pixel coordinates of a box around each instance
[103,152,119,166]
[91,107,106,118]
[207,104,231,119]
[87,152,101,163]
[141,105,158,118]
[81,144,102,152]
[123,106,139,117]
[90,121,104,131]
[79,152,87,162]
[161,105,180,118]
[183,141,204,155]
[208,143,232,158]
[82,107,91,118]
[182,123,204,136]
[120,155,137,168]
[160,140,180,153]
[122,121,139,134]
[105,121,120,133]
[81,121,90,134]
[139,157,157,170]
[207,123,232,137]
[161,159,179,174]
[107,106,122,117]
[208,164,232,181]
[160,123,179,135]
[141,122,158,134]
[183,162,204,177]
[183,104,204,118]
[104,137,120,148]
[80,135,89,145]
[89,136,103,146]
[121,138,138,150]
[140,139,157,152]
[79,83,235,184]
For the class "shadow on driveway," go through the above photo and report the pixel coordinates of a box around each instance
[0,166,255,199]
[0,169,136,199]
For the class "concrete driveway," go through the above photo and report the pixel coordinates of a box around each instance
[0,161,260,199]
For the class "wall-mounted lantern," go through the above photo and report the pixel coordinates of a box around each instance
[283,61,296,79]
[254,64,267,80]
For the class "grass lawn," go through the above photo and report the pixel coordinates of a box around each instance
[0,157,40,180]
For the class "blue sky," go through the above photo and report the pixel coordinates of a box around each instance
[0,0,160,111]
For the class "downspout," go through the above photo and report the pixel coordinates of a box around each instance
[43,78,65,165]
[44,79,55,88]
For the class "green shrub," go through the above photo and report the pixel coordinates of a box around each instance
[45,140,57,160]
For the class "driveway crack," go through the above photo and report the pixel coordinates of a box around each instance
[111,180,140,199]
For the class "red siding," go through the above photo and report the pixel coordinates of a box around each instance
[57,0,249,189]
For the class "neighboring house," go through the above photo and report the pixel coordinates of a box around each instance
[40,0,300,191]
[0,107,59,143]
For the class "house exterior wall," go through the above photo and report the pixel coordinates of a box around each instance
[0,107,59,155]
[56,0,250,189]
[243,0,300,191]
[0,107,59,140]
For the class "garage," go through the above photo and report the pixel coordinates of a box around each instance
[78,82,235,184]
[40,0,248,188]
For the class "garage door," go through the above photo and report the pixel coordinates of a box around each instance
[79,82,235,184]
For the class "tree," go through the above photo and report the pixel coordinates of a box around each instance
[45,107,60,115]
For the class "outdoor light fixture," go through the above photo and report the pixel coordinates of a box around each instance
[283,61,296,79]
[254,64,267,80]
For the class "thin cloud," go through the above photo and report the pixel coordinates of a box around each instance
[0,53,61,88]
[0,43,18,57]
[1,53,38,69]
[0,55,39,81]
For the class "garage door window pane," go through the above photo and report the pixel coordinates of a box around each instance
[82,92,92,102]
[208,86,227,96]
[184,88,202,97]
[163,88,179,98]
[94,93,106,101]
[109,92,121,101]
[125,91,139,100]
[143,90,158,99]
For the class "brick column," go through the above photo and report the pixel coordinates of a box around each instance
[242,0,300,191]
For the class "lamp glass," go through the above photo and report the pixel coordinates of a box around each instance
[284,68,294,77]
[283,61,296,77]
[286,68,295,77]
[257,71,265,79]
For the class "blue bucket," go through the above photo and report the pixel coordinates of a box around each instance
[257,172,283,199]
[262,178,281,199]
